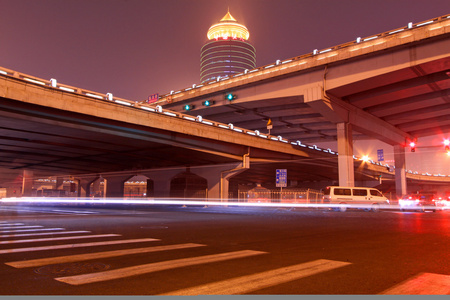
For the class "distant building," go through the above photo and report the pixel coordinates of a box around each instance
[200,11,256,83]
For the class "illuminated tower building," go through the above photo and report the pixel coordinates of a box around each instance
[200,11,256,83]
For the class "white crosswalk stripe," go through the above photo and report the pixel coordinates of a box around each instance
[0,223,25,227]
[380,272,450,295]
[161,259,351,295]
[0,225,44,230]
[0,238,160,254]
[0,230,91,238]
[6,243,206,268]
[0,233,120,245]
[55,250,267,285]
[0,227,65,233]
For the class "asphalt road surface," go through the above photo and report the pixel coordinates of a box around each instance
[0,203,449,295]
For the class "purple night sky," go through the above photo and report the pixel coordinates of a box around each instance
[0,0,449,101]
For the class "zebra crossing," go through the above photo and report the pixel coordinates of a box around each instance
[0,220,449,295]
[0,206,100,215]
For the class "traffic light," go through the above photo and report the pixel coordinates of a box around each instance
[409,141,416,152]
[225,93,236,101]
[183,104,195,111]
[202,100,215,107]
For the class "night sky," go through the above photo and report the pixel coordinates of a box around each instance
[1,0,449,101]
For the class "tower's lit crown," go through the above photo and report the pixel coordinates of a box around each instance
[207,12,250,40]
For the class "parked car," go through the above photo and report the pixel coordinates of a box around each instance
[398,193,440,212]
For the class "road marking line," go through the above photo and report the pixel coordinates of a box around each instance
[0,238,160,254]
[162,259,352,295]
[0,228,65,234]
[0,234,120,245]
[0,223,25,227]
[55,250,267,285]
[0,230,91,238]
[51,209,98,215]
[7,243,206,268]
[0,225,43,230]
[380,272,450,295]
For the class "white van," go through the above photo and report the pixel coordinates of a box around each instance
[322,186,390,212]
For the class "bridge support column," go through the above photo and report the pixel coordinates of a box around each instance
[337,123,355,187]
[22,170,34,197]
[102,175,132,198]
[141,170,180,198]
[191,155,250,200]
[394,145,407,198]
[75,176,99,198]
[55,177,64,190]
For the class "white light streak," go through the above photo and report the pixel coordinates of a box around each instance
[59,86,75,92]
[86,93,104,99]
[115,100,132,106]
[363,36,378,41]
[140,106,156,112]
[416,20,434,27]
[24,78,45,85]
[163,111,177,117]
[389,29,404,34]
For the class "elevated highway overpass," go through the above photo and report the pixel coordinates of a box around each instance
[0,15,449,199]
[159,14,450,196]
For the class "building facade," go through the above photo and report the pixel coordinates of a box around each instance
[200,11,256,83]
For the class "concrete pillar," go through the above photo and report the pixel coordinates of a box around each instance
[394,145,407,198]
[337,123,354,187]
[141,169,181,198]
[55,177,64,190]
[22,170,34,197]
[192,154,250,201]
[91,178,102,197]
[102,175,132,198]
[75,176,99,197]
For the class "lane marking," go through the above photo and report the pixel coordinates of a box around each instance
[0,225,43,230]
[0,238,160,254]
[162,259,352,295]
[380,273,450,295]
[7,243,206,268]
[0,234,120,245]
[0,228,65,234]
[50,209,98,215]
[0,230,91,238]
[0,223,25,227]
[56,250,267,285]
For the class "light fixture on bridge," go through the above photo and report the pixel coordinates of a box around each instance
[225,93,237,101]
[202,100,215,106]
[183,104,195,111]
[409,141,416,152]
[106,93,113,101]
[50,78,57,87]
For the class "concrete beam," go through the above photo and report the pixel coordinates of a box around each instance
[304,86,413,146]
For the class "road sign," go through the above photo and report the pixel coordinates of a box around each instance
[148,93,159,104]
[377,149,384,162]
[276,169,287,188]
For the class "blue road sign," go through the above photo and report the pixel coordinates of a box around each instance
[377,149,384,162]
[276,169,287,188]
